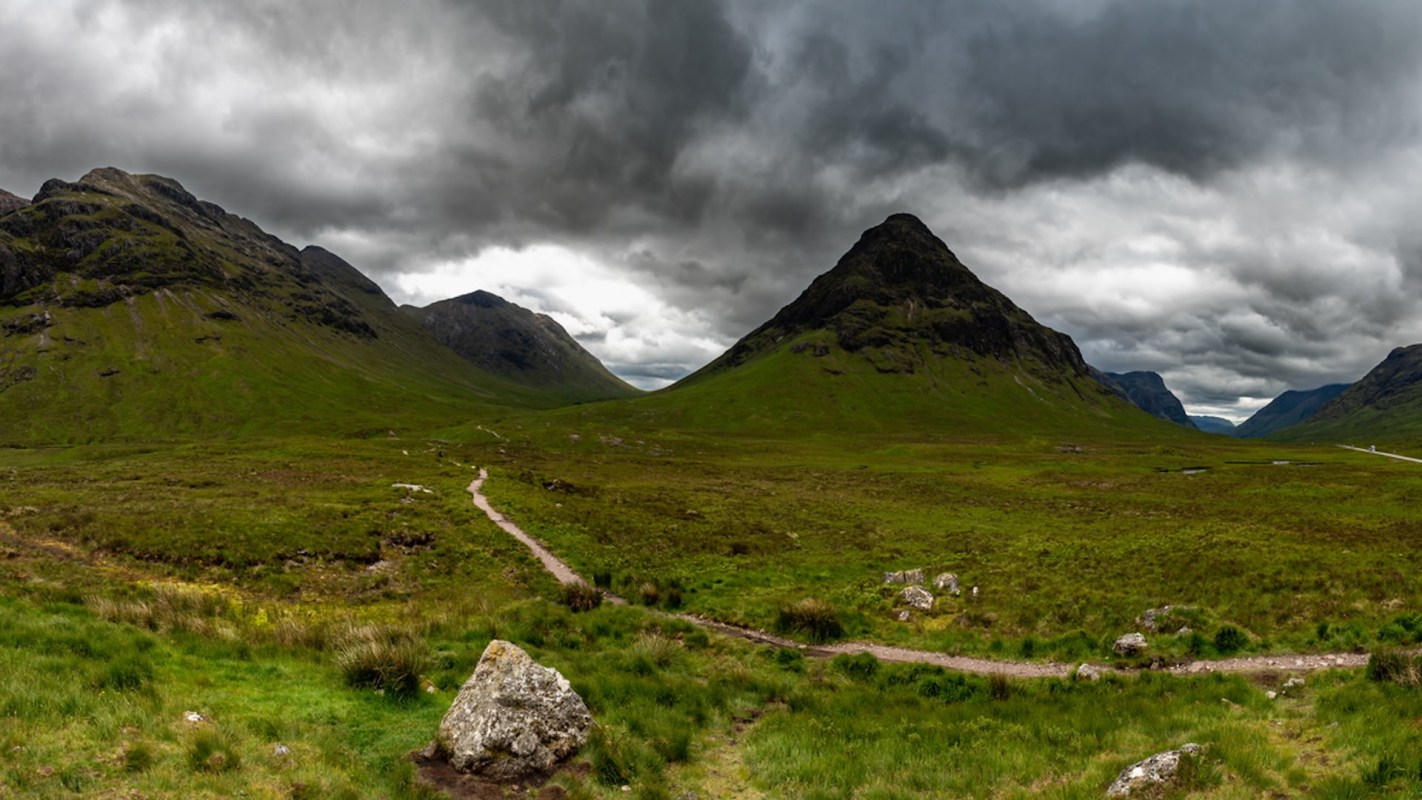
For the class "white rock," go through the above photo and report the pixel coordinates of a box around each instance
[1076,663,1103,682]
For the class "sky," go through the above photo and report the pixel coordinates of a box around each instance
[4,1,1422,419]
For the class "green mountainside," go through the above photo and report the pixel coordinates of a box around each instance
[403,291,639,403]
[1278,346,1422,442]
[0,168,551,444]
[622,213,1166,437]
[1234,383,1350,439]
[1103,371,1196,428]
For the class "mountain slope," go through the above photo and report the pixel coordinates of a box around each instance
[1103,371,1196,428]
[0,167,551,444]
[1277,348,1422,442]
[0,188,26,216]
[403,291,638,403]
[629,213,1164,437]
[1234,383,1350,439]
[1190,416,1236,435]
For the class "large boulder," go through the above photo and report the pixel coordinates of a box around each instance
[1106,743,1203,797]
[434,640,593,780]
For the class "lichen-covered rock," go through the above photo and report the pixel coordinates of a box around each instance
[932,572,960,595]
[901,585,934,611]
[1113,632,1148,657]
[435,640,593,780]
[1106,743,1202,796]
[1076,663,1103,682]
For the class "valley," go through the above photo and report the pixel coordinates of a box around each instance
[3,174,1422,798]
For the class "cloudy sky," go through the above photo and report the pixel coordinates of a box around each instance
[4,0,1422,418]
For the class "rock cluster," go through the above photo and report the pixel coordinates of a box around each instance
[1106,743,1203,797]
[433,640,593,781]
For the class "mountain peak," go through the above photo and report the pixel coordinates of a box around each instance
[452,290,509,309]
[1103,371,1195,428]
[688,214,1102,386]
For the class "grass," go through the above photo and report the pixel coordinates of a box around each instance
[3,344,1422,796]
[476,429,1422,662]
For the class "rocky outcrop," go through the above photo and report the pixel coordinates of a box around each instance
[1103,371,1195,428]
[882,569,925,585]
[1106,743,1203,797]
[932,572,960,596]
[433,640,593,780]
[1113,633,1148,657]
[0,189,28,216]
[901,586,934,611]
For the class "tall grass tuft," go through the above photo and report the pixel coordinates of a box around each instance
[776,598,844,643]
[188,729,241,773]
[333,623,430,698]
[1367,648,1422,686]
[562,580,604,613]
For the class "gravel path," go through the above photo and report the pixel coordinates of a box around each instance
[1340,444,1422,464]
[469,468,1373,679]
[467,470,627,605]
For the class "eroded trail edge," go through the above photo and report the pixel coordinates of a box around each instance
[468,469,1369,678]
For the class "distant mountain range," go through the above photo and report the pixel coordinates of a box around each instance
[402,291,637,403]
[0,168,595,443]
[1234,383,1350,439]
[1190,416,1236,435]
[1276,347,1422,441]
[4,168,1420,445]
[1102,371,1195,428]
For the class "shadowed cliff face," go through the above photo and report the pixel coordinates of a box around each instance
[1234,383,1349,438]
[1103,371,1195,428]
[694,213,1101,384]
[404,290,639,402]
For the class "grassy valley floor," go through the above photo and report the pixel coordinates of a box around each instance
[3,428,1422,797]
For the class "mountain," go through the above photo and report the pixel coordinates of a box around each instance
[1101,371,1195,428]
[1234,383,1350,439]
[403,291,638,403]
[0,188,27,216]
[0,167,549,444]
[1190,416,1236,435]
[646,213,1161,436]
[1278,347,1422,442]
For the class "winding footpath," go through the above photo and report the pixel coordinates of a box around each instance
[1339,444,1422,464]
[468,468,1372,679]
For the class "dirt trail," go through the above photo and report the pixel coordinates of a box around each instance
[468,469,1375,679]
[467,470,627,605]
[1340,444,1422,464]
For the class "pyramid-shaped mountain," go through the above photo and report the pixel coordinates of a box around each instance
[1278,345,1422,441]
[0,168,551,444]
[694,214,1094,380]
[661,214,1156,436]
[403,291,638,403]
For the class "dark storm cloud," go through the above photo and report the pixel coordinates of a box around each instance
[4,1,1422,414]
